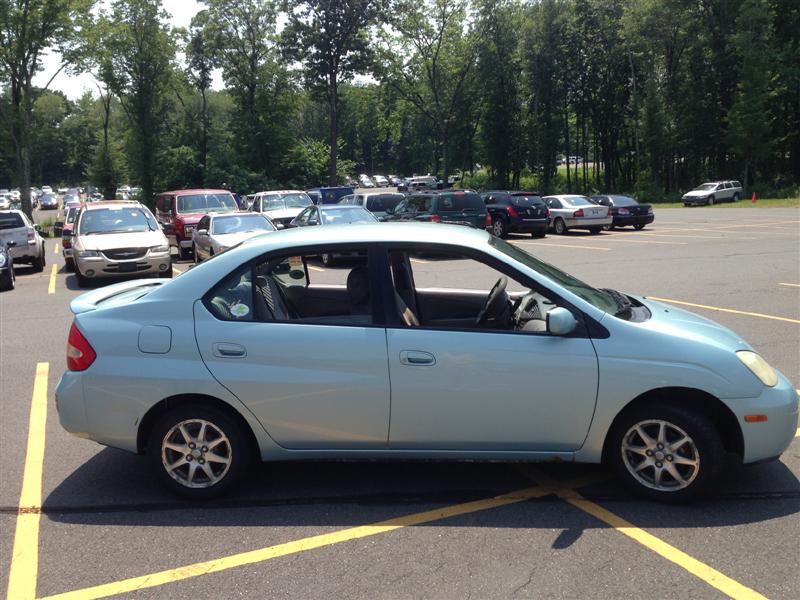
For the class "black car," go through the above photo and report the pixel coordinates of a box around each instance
[383,190,488,229]
[288,204,378,266]
[590,195,654,230]
[481,190,548,238]
[0,241,16,291]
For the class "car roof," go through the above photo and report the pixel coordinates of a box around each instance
[254,190,306,195]
[83,201,144,211]
[543,194,589,199]
[160,189,231,195]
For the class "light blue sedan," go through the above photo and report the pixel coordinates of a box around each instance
[56,224,798,501]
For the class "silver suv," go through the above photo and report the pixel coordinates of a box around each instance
[682,181,742,206]
[0,209,46,271]
[71,201,172,287]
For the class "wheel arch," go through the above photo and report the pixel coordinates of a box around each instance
[137,393,261,460]
[601,387,743,463]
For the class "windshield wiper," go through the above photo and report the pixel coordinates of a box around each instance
[601,287,632,317]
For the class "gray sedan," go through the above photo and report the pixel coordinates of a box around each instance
[543,195,612,234]
[192,212,276,262]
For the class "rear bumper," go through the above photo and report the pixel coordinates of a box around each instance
[614,214,654,226]
[55,371,91,440]
[562,216,613,229]
[509,219,548,234]
[9,244,40,261]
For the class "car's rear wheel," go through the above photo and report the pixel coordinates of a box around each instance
[492,218,507,238]
[608,402,723,503]
[732,193,739,202]
[553,218,567,235]
[602,224,613,231]
[531,230,546,238]
[633,224,646,230]
[179,247,191,261]
[31,246,45,272]
[75,269,89,288]
[148,404,250,499]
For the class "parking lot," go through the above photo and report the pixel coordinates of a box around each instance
[2,206,799,599]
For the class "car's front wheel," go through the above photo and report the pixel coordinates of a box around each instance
[148,404,250,499]
[633,224,646,230]
[608,402,724,503]
[707,196,715,206]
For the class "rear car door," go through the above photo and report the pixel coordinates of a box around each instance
[437,192,486,227]
[0,211,30,252]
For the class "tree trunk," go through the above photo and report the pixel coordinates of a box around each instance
[563,106,571,193]
[328,71,338,188]
[201,87,208,187]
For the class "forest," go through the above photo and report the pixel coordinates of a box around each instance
[1,0,798,211]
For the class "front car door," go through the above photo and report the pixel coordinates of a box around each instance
[194,215,211,259]
[382,246,599,452]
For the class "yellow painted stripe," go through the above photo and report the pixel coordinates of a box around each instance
[519,241,611,251]
[778,283,800,288]
[53,243,59,255]
[563,494,768,600]
[171,266,184,276]
[47,264,57,295]
[795,427,799,438]
[38,486,550,600]
[6,362,49,600]
[648,296,800,325]
[599,237,686,246]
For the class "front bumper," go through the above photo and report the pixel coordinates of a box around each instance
[614,214,655,226]
[730,372,798,463]
[75,251,171,279]
[683,196,709,205]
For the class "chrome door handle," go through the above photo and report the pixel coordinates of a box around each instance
[213,343,247,358]
[399,350,436,366]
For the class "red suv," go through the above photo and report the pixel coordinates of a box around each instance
[155,189,238,260]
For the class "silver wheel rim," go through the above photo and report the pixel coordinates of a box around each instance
[621,419,699,492]
[555,220,565,233]
[161,419,232,489]
[322,253,329,264]
[493,220,504,236]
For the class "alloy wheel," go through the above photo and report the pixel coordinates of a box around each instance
[620,419,700,492]
[161,419,232,489]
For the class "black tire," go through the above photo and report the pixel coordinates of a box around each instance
[147,404,251,499]
[531,230,546,238]
[492,217,508,238]
[75,269,90,288]
[707,195,715,206]
[589,227,602,234]
[65,257,74,272]
[607,402,724,503]
[31,248,44,272]
[179,246,191,261]
[553,218,567,235]
[633,224,646,230]
[683,203,691,207]
[602,224,613,231]
[732,193,739,202]
[0,272,13,291]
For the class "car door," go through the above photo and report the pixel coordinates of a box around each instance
[194,250,391,449]
[384,248,599,451]
[194,216,211,259]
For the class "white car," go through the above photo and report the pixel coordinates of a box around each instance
[682,181,743,206]
[372,175,389,187]
[358,174,375,188]
[56,224,797,501]
[193,212,276,262]
[0,209,46,271]
[543,195,612,234]
[249,190,314,229]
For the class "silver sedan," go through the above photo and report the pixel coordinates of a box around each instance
[192,212,276,262]
[543,194,612,234]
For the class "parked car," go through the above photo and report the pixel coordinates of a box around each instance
[289,204,378,265]
[71,201,172,287]
[249,190,313,229]
[373,175,389,187]
[0,209,46,271]
[590,195,654,230]
[60,205,84,271]
[193,212,276,263]
[0,240,15,291]
[339,192,405,219]
[388,175,403,186]
[681,181,742,206]
[40,193,59,210]
[0,194,10,210]
[383,190,489,229]
[305,186,355,205]
[358,174,376,188]
[155,189,239,260]
[542,195,611,234]
[482,191,548,238]
[55,223,798,501]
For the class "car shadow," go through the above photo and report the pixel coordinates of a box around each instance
[44,448,799,529]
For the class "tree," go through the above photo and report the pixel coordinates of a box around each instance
[185,10,216,186]
[283,0,381,186]
[0,0,94,215]
[726,0,773,192]
[104,0,176,207]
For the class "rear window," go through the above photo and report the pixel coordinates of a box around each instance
[609,195,638,207]
[366,194,403,212]
[511,195,544,207]
[562,196,594,207]
[438,193,484,211]
[0,213,25,229]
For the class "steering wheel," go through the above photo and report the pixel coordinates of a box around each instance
[476,277,509,326]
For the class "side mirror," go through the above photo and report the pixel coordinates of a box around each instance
[197,229,208,236]
[33,223,42,232]
[546,307,577,336]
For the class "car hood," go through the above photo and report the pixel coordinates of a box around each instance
[77,230,168,251]
[214,230,274,247]
[638,296,751,351]
[175,213,205,224]
[683,190,713,197]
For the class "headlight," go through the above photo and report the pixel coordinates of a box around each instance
[736,351,777,387]
[77,250,101,258]
[150,245,169,254]
[0,254,6,267]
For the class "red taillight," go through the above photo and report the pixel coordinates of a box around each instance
[618,208,630,215]
[67,323,96,371]
[62,237,72,249]
[506,205,518,218]
[27,229,36,245]
[573,208,584,218]
[485,212,492,227]
[429,214,441,223]
[545,208,550,217]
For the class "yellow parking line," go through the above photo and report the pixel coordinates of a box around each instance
[525,469,768,600]
[172,265,184,276]
[778,283,800,288]
[53,243,59,255]
[47,264,57,294]
[648,296,800,325]
[37,485,553,600]
[518,241,611,251]
[795,428,799,438]
[6,362,49,600]
[599,237,687,246]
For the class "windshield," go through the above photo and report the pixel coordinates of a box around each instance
[79,207,158,235]
[212,214,275,235]
[262,193,313,211]
[694,183,717,191]
[490,237,618,314]
[320,207,378,224]
[66,207,80,224]
[177,193,237,214]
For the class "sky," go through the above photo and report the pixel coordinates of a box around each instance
[32,0,215,100]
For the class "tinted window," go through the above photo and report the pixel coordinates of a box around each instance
[0,213,24,229]
[608,195,638,207]
[366,194,403,212]
[320,207,377,224]
[400,196,433,212]
[511,195,544,207]
[212,214,274,235]
[437,193,483,211]
[561,196,594,207]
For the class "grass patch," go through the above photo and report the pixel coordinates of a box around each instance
[652,197,800,208]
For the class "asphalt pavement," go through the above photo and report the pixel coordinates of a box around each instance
[1,205,798,599]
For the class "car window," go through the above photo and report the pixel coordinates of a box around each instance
[451,193,484,210]
[366,194,403,212]
[562,196,593,207]
[511,195,544,207]
[402,196,433,212]
[177,193,237,214]
[0,212,25,229]
[198,216,210,231]
[608,196,637,207]
[212,214,274,235]
[545,198,562,209]
[320,207,377,224]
